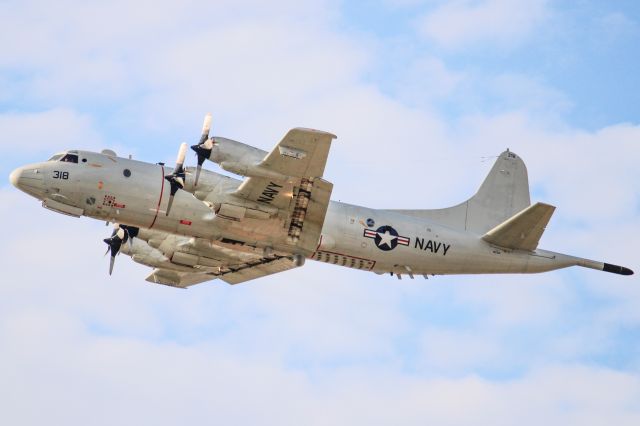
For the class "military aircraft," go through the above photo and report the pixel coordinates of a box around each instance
[9,114,633,287]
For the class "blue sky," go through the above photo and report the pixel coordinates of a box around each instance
[1,1,639,424]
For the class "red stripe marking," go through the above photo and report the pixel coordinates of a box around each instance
[149,165,165,229]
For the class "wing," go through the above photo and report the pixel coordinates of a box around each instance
[145,254,299,287]
[122,128,338,286]
[233,128,336,209]
[121,228,301,287]
[261,127,337,178]
[218,128,336,255]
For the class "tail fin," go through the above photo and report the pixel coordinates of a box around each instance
[465,150,531,233]
[389,150,531,234]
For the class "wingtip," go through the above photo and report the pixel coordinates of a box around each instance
[603,263,634,276]
[291,127,337,140]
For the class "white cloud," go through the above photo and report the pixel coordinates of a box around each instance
[391,56,466,105]
[2,306,640,426]
[416,0,550,49]
[0,109,101,153]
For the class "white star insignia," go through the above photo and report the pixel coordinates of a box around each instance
[377,230,397,248]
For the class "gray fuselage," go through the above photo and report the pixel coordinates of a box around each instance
[10,149,593,278]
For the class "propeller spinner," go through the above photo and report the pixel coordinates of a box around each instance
[191,112,213,187]
[164,142,188,216]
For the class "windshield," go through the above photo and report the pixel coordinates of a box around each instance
[48,154,64,162]
[60,153,78,163]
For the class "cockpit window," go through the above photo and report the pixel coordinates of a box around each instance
[48,154,64,162]
[60,153,79,164]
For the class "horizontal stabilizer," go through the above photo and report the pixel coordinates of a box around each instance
[482,202,555,251]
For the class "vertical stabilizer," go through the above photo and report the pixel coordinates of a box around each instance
[465,150,531,233]
[388,150,531,234]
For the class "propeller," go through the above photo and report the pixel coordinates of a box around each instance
[103,224,139,275]
[164,142,188,216]
[103,227,125,276]
[191,113,213,187]
[121,224,139,252]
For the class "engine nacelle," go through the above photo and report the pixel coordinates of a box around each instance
[208,137,292,181]
[215,202,275,221]
[209,137,265,167]
[183,167,238,200]
[121,237,191,272]
[170,251,222,268]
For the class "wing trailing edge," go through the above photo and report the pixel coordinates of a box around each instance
[482,202,555,251]
[220,256,298,285]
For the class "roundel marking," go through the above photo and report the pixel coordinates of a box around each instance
[374,225,399,251]
[363,225,411,251]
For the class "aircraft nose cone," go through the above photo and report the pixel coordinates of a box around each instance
[9,167,23,188]
[9,165,45,199]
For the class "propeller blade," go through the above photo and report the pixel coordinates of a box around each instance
[199,113,212,145]
[109,255,116,276]
[164,175,183,216]
[103,227,127,275]
[193,138,214,186]
[192,137,214,187]
[195,165,202,188]
[175,142,188,172]
[103,237,121,275]
[164,143,188,216]
[165,194,175,216]
[192,113,214,187]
